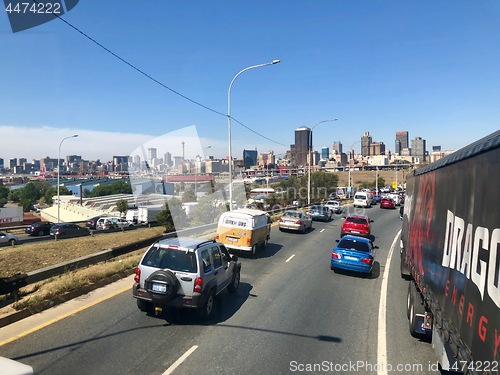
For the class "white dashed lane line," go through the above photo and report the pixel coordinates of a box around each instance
[163,345,198,375]
[285,254,295,263]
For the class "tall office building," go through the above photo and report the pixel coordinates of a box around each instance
[321,147,330,159]
[395,131,409,154]
[369,142,386,155]
[164,152,172,167]
[147,148,157,163]
[294,126,311,166]
[361,132,372,157]
[411,136,427,163]
[332,141,343,155]
[243,149,258,169]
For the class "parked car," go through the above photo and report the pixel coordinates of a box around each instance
[133,237,241,320]
[49,223,90,238]
[340,214,373,238]
[331,235,378,275]
[278,210,312,233]
[323,200,344,214]
[25,221,54,236]
[308,205,332,222]
[380,197,396,209]
[86,216,102,230]
[96,217,134,230]
[0,232,19,245]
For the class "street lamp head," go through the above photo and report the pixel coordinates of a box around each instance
[72,134,79,138]
[272,60,281,64]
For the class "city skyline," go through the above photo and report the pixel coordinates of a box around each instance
[1,128,440,172]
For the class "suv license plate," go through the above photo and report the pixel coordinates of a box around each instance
[152,283,167,293]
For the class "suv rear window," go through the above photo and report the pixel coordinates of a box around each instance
[346,217,368,225]
[141,246,198,273]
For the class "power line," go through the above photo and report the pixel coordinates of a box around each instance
[36,1,288,147]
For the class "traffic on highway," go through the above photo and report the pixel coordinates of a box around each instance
[0,204,442,375]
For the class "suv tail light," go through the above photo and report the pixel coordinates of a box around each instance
[194,277,203,293]
[134,267,141,283]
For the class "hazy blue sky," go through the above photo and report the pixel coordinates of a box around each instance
[1,0,499,161]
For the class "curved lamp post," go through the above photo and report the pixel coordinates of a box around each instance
[227,59,280,211]
[307,119,338,205]
[57,134,78,223]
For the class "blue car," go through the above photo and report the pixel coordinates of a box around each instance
[331,235,378,275]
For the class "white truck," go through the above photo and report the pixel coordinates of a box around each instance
[137,205,164,225]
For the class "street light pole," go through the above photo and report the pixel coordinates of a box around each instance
[57,134,78,223]
[227,59,280,211]
[307,119,338,205]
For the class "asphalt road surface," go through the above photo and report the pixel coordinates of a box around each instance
[0,205,443,374]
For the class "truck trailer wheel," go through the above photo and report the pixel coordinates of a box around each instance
[408,282,426,338]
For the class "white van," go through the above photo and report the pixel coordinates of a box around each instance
[353,192,372,208]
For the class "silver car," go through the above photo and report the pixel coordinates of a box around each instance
[278,210,313,233]
[0,232,19,245]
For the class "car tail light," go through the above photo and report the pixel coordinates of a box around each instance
[332,252,341,259]
[215,234,219,240]
[193,277,203,293]
[247,238,251,245]
[279,217,283,222]
[296,219,302,224]
[134,267,141,283]
[361,258,373,265]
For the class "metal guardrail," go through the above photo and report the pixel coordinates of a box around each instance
[0,223,217,295]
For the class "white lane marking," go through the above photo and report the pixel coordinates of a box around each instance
[285,254,295,263]
[163,345,198,375]
[320,229,325,232]
[377,230,401,375]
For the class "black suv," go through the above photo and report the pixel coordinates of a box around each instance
[133,237,241,320]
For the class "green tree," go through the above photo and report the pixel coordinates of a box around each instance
[116,199,129,217]
[190,195,225,226]
[8,189,20,203]
[90,180,132,197]
[182,186,196,203]
[0,186,9,200]
[156,198,188,232]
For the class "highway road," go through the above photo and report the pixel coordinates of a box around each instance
[0,206,443,374]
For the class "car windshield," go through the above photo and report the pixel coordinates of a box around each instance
[142,246,198,273]
[338,239,370,253]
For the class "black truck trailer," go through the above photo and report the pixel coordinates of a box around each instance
[401,130,500,374]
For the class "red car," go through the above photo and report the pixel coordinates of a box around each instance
[340,214,373,238]
[380,197,396,209]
